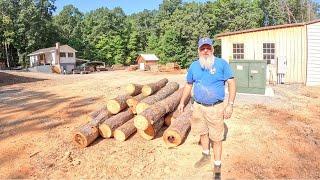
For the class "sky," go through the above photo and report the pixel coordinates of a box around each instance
[54,0,209,15]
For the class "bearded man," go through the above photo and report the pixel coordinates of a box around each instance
[178,37,236,178]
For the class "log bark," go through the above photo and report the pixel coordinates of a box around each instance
[107,94,131,114]
[73,123,99,148]
[114,118,136,141]
[88,105,107,120]
[126,83,143,96]
[138,117,164,140]
[134,88,183,130]
[126,93,145,114]
[164,100,191,126]
[89,107,111,126]
[99,109,134,138]
[73,108,111,148]
[136,82,179,114]
[163,107,192,147]
[142,78,168,96]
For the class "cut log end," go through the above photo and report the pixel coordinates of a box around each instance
[98,124,112,138]
[73,126,99,148]
[163,129,182,147]
[138,126,155,140]
[136,102,149,114]
[164,113,174,126]
[107,100,120,114]
[142,86,152,96]
[134,115,150,130]
[114,130,126,141]
[126,84,135,95]
[126,98,135,107]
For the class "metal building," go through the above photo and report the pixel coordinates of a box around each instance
[216,19,320,86]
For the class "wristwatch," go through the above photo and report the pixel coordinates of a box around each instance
[228,102,234,106]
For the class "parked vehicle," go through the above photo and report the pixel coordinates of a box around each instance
[72,61,107,74]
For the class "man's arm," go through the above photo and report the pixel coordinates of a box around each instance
[227,78,236,104]
[224,78,236,119]
[178,83,192,112]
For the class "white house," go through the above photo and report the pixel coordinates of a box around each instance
[28,43,77,73]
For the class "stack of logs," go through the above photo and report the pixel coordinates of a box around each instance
[73,78,192,148]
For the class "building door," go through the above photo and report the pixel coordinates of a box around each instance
[139,63,145,70]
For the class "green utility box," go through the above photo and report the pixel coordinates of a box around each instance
[229,60,267,94]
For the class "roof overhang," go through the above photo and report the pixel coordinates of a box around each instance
[216,19,320,39]
[28,50,55,56]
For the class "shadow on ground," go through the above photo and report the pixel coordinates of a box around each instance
[0,72,48,87]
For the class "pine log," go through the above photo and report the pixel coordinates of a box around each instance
[136,82,179,114]
[73,123,99,148]
[99,109,134,138]
[73,108,111,148]
[88,106,110,126]
[138,117,164,140]
[88,105,106,119]
[142,78,168,96]
[107,94,131,114]
[164,100,191,126]
[126,83,143,96]
[74,108,111,148]
[114,118,136,141]
[134,88,183,130]
[126,93,145,114]
[163,107,192,147]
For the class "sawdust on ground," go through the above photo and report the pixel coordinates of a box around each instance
[0,70,319,179]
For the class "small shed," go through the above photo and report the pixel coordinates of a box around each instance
[28,43,77,73]
[136,54,159,70]
[216,19,320,86]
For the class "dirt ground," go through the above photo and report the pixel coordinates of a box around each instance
[0,70,319,179]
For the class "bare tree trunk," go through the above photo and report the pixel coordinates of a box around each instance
[4,42,10,68]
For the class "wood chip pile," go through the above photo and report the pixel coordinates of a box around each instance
[73,78,191,148]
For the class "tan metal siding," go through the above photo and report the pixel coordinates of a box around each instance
[306,22,320,86]
[220,26,307,83]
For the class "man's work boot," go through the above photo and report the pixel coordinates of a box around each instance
[213,164,221,179]
[194,153,211,168]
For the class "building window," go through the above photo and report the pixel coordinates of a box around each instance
[233,43,244,60]
[60,52,66,57]
[263,43,275,64]
[68,53,74,57]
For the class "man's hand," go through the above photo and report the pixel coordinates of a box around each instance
[178,103,185,113]
[224,104,233,119]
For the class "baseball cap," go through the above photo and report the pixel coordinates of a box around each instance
[198,38,213,48]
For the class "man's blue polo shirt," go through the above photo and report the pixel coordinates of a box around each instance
[186,57,234,105]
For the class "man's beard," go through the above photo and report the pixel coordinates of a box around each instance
[199,54,214,70]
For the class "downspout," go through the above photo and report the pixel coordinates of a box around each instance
[305,24,308,85]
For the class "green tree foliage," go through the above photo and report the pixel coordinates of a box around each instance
[0,0,319,68]
[53,5,84,55]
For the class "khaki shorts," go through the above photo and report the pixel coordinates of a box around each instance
[191,101,225,141]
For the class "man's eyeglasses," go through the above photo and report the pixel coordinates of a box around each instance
[199,47,212,51]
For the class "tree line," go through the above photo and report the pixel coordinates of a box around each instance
[0,0,319,68]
